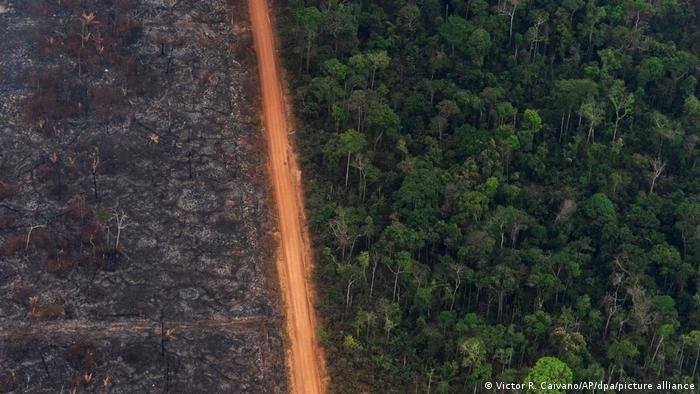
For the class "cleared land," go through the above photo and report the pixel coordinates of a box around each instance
[0,0,286,392]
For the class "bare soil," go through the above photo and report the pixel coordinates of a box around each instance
[0,0,286,392]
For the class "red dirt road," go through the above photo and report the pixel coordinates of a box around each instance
[246,1,326,393]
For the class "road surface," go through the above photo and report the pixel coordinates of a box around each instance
[246,0,326,393]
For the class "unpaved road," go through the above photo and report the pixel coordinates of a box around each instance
[246,0,326,393]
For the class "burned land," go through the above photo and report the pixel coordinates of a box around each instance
[0,0,287,392]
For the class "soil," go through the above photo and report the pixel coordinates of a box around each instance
[247,0,326,392]
[0,0,286,392]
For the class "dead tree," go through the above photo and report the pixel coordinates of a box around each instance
[113,211,128,250]
[528,14,547,60]
[603,271,626,340]
[450,264,464,311]
[369,252,380,299]
[90,147,100,201]
[649,157,665,194]
[497,0,520,46]
[25,224,47,251]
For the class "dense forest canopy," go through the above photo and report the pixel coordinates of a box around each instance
[279,0,700,391]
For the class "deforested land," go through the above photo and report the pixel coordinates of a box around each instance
[0,0,287,392]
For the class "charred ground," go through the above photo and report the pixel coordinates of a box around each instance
[0,0,286,392]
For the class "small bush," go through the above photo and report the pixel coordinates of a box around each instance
[28,293,65,320]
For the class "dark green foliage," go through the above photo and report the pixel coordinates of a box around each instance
[280,0,700,391]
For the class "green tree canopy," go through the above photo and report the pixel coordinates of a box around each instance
[523,357,573,394]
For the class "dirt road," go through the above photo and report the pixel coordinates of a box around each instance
[246,0,326,393]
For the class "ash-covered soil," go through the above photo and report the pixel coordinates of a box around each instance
[0,0,286,392]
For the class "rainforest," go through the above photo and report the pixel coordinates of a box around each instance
[280,0,700,392]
